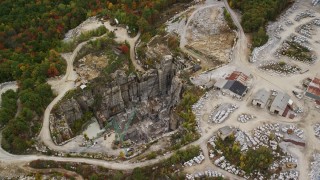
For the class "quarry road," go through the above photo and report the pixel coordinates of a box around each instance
[0,127,245,180]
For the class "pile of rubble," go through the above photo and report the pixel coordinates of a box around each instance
[294,10,315,22]
[186,170,224,179]
[313,123,320,138]
[208,104,238,123]
[310,153,320,180]
[183,153,205,167]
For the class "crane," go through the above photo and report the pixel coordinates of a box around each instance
[105,109,136,146]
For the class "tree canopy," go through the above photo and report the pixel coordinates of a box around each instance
[228,0,291,47]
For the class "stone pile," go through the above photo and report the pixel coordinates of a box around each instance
[313,19,320,26]
[313,123,320,138]
[214,156,244,176]
[279,156,298,164]
[275,36,316,63]
[281,125,304,139]
[292,35,309,44]
[208,135,217,148]
[209,104,238,123]
[310,153,320,180]
[296,23,313,38]
[235,130,249,151]
[312,0,320,6]
[294,10,315,22]
[259,61,301,76]
[285,19,294,26]
[183,153,205,167]
[272,170,299,180]
[294,107,304,114]
[237,114,255,123]
[186,170,224,180]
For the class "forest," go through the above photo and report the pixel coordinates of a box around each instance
[228,0,292,47]
[0,0,192,153]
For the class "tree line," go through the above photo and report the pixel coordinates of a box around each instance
[228,0,291,47]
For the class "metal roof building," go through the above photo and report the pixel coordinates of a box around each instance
[252,89,270,108]
[270,92,291,115]
[305,77,320,101]
[223,80,248,97]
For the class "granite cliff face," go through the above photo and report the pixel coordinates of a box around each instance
[51,55,183,144]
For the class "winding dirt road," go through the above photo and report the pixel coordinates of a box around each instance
[1,2,319,179]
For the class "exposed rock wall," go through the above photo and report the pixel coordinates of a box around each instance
[51,55,182,144]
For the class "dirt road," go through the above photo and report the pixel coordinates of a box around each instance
[0,82,18,106]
